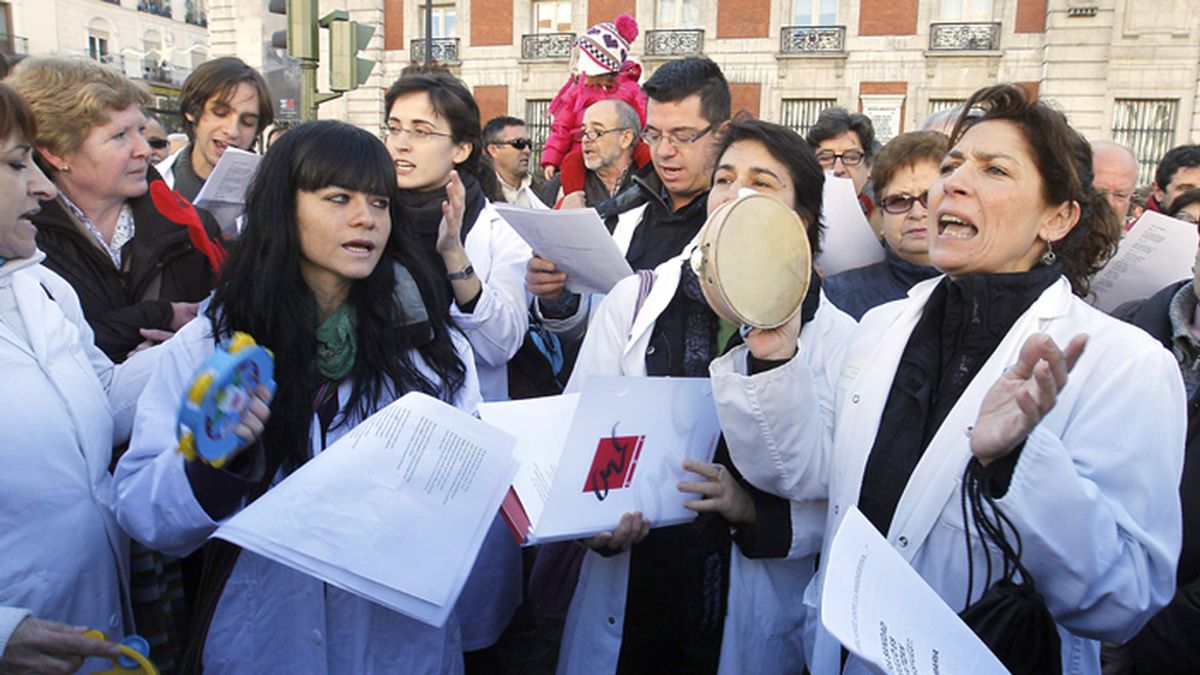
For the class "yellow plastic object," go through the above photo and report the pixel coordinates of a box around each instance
[82,630,160,675]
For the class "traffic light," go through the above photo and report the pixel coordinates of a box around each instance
[321,11,375,92]
[267,0,317,61]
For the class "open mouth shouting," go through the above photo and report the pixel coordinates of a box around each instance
[937,213,978,239]
[343,239,378,257]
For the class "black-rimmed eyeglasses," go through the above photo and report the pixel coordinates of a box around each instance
[815,150,866,168]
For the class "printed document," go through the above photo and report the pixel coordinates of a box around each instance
[493,204,634,294]
[821,506,1008,675]
[815,174,886,276]
[194,147,261,237]
[214,392,517,627]
[1089,210,1198,312]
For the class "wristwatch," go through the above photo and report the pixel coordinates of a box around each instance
[447,264,475,281]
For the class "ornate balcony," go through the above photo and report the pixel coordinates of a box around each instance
[780,25,846,54]
[410,37,460,64]
[644,29,703,57]
[185,1,208,27]
[929,22,1001,51]
[137,0,173,18]
[521,32,574,60]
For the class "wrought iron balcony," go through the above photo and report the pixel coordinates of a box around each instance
[644,29,703,57]
[780,25,846,54]
[137,0,173,18]
[410,37,460,64]
[521,33,574,60]
[929,22,1001,51]
[185,1,208,27]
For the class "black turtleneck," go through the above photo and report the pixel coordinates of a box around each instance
[858,264,1063,536]
[623,186,709,272]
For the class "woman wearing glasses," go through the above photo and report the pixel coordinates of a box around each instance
[382,66,531,662]
[823,131,947,320]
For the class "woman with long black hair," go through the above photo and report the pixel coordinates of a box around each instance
[112,120,480,673]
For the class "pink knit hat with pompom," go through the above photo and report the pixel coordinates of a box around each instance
[576,14,639,77]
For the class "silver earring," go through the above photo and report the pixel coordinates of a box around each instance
[1041,240,1057,266]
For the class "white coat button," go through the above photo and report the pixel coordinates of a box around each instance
[897,536,909,548]
[311,629,322,645]
[965,425,974,437]
[852,394,860,404]
[109,614,120,628]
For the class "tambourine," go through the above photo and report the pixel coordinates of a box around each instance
[689,193,812,329]
[177,332,276,468]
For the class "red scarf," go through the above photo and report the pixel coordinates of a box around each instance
[149,179,227,272]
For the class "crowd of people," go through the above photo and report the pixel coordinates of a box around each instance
[1,14,1198,675]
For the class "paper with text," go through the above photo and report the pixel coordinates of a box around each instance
[1089,210,1198,312]
[815,174,886,277]
[194,147,261,236]
[214,392,517,627]
[821,506,1008,675]
[493,204,634,295]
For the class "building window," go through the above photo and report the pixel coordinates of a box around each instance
[88,29,110,62]
[781,98,836,138]
[941,0,992,21]
[526,99,551,173]
[1112,98,1178,186]
[418,3,456,39]
[792,0,837,26]
[532,1,571,33]
[657,0,700,29]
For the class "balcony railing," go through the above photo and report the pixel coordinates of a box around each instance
[521,32,574,60]
[780,25,846,54]
[0,34,29,54]
[185,2,208,27]
[137,0,173,18]
[929,22,1001,51]
[410,37,460,64]
[644,29,703,57]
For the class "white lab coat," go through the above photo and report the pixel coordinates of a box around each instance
[710,275,1186,675]
[0,259,156,670]
[156,149,182,189]
[554,244,855,675]
[112,313,484,674]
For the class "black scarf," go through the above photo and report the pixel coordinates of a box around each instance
[393,171,488,278]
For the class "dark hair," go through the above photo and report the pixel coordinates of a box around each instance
[951,84,1120,296]
[179,57,274,141]
[1155,144,1200,191]
[0,83,37,143]
[806,107,877,160]
[385,65,501,200]
[207,120,467,472]
[482,116,526,146]
[712,117,825,257]
[1168,188,1200,219]
[642,57,730,126]
[872,130,950,198]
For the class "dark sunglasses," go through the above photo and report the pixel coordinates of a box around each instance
[147,138,170,150]
[492,138,531,151]
[880,191,930,215]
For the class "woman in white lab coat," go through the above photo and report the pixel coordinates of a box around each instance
[556,119,855,674]
[711,84,1185,674]
[112,120,481,674]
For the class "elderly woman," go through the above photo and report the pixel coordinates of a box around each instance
[711,84,1185,674]
[823,130,947,320]
[113,120,479,673]
[0,84,152,674]
[12,57,225,363]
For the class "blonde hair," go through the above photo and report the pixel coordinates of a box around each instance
[11,57,151,158]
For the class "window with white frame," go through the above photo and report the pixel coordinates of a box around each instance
[941,0,993,21]
[792,0,837,26]
[418,2,456,38]
[533,1,571,33]
[657,0,700,28]
[87,20,110,62]
[781,98,837,138]
[1112,98,1178,186]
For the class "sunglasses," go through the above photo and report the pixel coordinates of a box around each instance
[147,138,170,150]
[879,192,930,215]
[492,138,531,151]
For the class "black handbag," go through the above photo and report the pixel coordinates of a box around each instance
[958,458,1062,674]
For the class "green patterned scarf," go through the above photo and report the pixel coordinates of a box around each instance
[312,302,357,381]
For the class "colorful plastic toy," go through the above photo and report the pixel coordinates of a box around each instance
[82,630,160,675]
[177,331,275,468]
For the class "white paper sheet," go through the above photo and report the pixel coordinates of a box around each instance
[213,392,517,627]
[1089,210,1198,312]
[193,147,262,237]
[821,506,1008,675]
[493,203,634,295]
[530,376,720,543]
[815,174,886,277]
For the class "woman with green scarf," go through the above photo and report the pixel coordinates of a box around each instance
[112,120,480,673]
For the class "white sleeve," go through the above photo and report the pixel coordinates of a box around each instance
[451,209,531,366]
[450,328,483,415]
[562,276,639,392]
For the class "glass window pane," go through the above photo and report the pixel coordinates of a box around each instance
[658,0,677,26]
[819,0,837,25]
[682,0,699,27]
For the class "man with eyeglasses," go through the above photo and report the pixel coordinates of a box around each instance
[1091,140,1139,224]
[806,106,877,214]
[483,115,547,208]
[542,99,649,210]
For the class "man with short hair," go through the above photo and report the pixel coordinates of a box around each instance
[1092,140,1139,221]
[483,115,545,208]
[807,107,876,215]
[157,57,273,202]
[546,98,645,209]
[1150,144,1200,214]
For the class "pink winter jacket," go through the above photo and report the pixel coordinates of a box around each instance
[540,61,647,170]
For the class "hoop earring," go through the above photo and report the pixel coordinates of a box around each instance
[1041,239,1057,266]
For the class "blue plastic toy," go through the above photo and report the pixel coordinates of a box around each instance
[177,332,275,468]
[82,630,159,674]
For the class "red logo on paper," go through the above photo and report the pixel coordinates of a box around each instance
[583,431,645,501]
